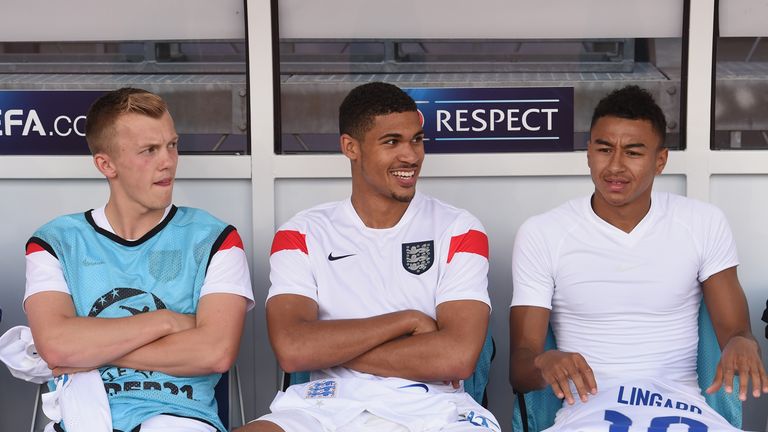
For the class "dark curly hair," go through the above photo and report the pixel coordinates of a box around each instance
[339,82,417,140]
[591,85,667,147]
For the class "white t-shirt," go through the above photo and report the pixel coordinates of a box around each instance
[268,192,491,383]
[511,192,738,392]
[24,206,254,310]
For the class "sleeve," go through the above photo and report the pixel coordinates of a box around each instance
[435,213,491,308]
[510,216,555,309]
[697,205,739,283]
[200,228,255,311]
[266,223,318,304]
[24,237,70,310]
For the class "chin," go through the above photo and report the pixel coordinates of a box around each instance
[391,192,415,203]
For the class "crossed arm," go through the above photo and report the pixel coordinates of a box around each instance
[26,291,248,376]
[267,293,489,382]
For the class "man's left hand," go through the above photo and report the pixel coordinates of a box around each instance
[706,335,768,400]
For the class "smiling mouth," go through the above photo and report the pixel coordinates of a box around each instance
[392,170,415,179]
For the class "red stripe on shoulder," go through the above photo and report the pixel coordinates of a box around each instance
[218,230,244,251]
[447,229,489,263]
[271,230,308,255]
[26,242,45,255]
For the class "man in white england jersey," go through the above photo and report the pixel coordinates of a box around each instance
[24,88,254,432]
[509,85,768,431]
[239,82,499,432]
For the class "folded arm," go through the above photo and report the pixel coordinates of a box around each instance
[343,300,489,382]
[111,293,248,376]
[266,293,437,373]
[26,291,195,369]
[702,266,768,399]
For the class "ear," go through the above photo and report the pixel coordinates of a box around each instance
[93,152,117,179]
[655,147,669,175]
[340,133,360,162]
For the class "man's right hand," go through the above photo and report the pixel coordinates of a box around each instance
[164,310,196,333]
[534,350,598,405]
[409,310,438,336]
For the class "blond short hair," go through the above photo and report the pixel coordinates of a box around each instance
[85,88,168,155]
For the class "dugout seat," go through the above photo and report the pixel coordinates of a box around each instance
[283,329,496,408]
[511,302,742,432]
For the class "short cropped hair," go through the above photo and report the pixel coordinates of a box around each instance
[85,88,168,155]
[339,82,417,140]
[591,85,667,146]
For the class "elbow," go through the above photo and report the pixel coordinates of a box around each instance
[210,355,236,374]
[441,351,480,381]
[273,342,313,373]
[274,350,307,374]
[36,345,67,369]
[207,343,240,374]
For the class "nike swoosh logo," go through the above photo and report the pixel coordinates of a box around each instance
[398,383,429,393]
[328,253,355,261]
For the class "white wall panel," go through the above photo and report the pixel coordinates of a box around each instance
[720,0,768,37]
[278,0,683,39]
[0,0,245,42]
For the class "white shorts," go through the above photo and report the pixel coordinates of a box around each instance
[256,377,500,432]
[545,377,738,432]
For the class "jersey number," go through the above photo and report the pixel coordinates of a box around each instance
[604,410,708,432]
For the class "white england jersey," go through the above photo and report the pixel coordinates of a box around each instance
[268,192,491,383]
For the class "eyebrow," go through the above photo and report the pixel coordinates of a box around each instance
[377,130,424,141]
[593,138,646,149]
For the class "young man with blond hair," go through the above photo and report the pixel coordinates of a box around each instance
[25,88,254,432]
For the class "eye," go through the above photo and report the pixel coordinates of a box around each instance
[169,141,178,149]
[383,138,398,145]
[412,135,425,144]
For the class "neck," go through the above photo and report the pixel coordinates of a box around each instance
[350,192,411,229]
[591,193,651,234]
[104,199,167,240]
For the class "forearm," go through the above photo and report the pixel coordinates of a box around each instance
[344,329,483,382]
[269,309,425,373]
[32,310,182,369]
[112,294,248,376]
[509,347,548,393]
[112,328,233,376]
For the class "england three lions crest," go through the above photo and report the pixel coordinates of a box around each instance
[402,240,434,275]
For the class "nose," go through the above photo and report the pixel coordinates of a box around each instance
[158,146,178,171]
[607,148,625,173]
[398,141,421,165]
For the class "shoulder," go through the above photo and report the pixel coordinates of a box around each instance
[276,199,345,233]
[518,196,587,238]
[656,192,728,225]
[30,211,89,241]
[417,193,485,234]
[172,206,229,228]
